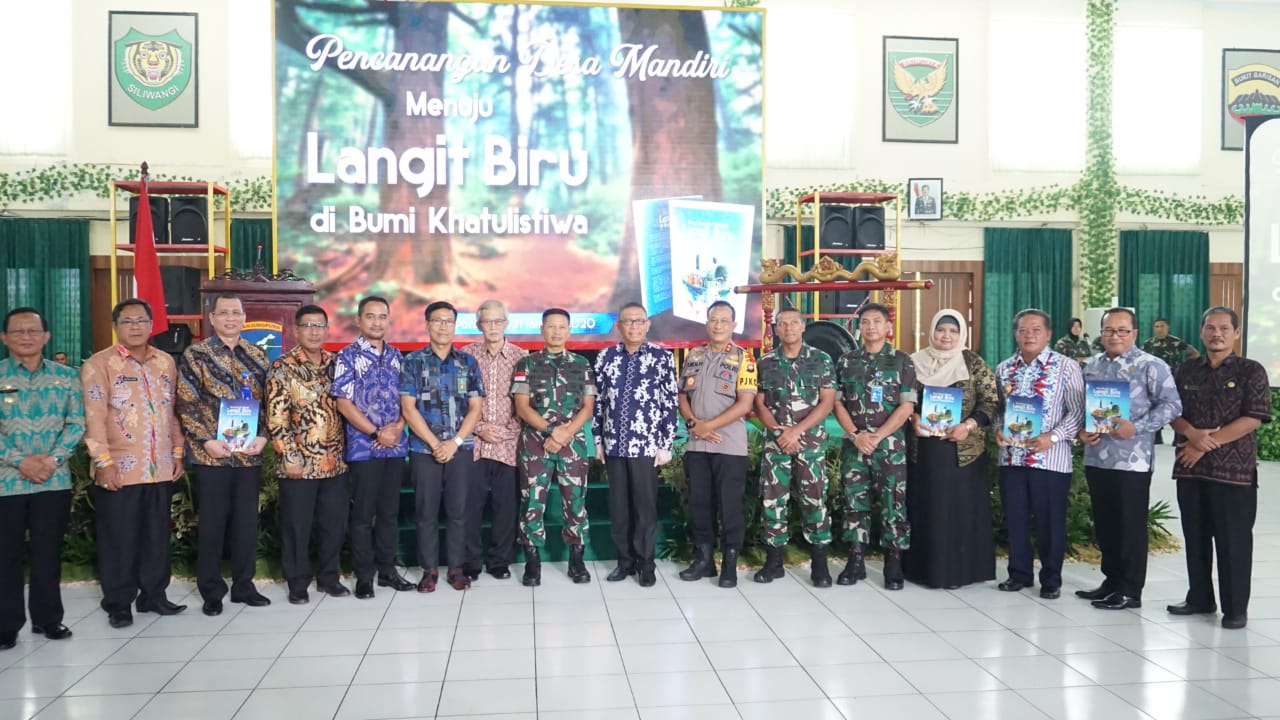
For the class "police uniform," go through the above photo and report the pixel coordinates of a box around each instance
[511,350,597,549]
[757,343,835,548]
[837,344,918,550]
[679,342,757,553]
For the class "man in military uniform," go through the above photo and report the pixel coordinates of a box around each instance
[678,300,757,588]
[512,308,597,586]
[833,303,917,590]
[1053,317,1093,367]
[1142,318,1200,445]
[754,308,837,587]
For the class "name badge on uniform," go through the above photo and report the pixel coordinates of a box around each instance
[457,375,468,394]
[870,385,883,403]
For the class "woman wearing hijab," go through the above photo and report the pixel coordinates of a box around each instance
[904,310,1000,589]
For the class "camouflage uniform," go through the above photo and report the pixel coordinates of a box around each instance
[1053,334,1093,366]
[511,350,597,549]
[1142,335,1196,372]
[758,343,835,548]
[837,343,918,550]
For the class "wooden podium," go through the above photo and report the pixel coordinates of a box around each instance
[200,267,315,362]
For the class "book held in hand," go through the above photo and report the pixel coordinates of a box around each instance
[218,398,259,452]
[919,385,963,437]
[1004,395,1045,449]
[1085,380,1130,434]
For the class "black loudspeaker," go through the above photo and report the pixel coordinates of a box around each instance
[159,266,203,315]
[128,196,169,245]
[818,205,855,250]
[803,320,857,366]
[151,323,193,364]
[854,206,885,250]
[170,197,208,245]
[818,288,869,316]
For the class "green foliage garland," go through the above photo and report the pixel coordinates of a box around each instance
[0,163,273,212]
[1079,0,1119,308]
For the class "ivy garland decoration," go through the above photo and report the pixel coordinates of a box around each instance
[1079,0,1119,308]
[0,163,273,212]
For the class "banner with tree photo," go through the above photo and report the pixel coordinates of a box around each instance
[274,1,764,347]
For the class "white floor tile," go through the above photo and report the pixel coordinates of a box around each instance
[1193,677,1280,717]
[366,627,454,654]
[450,625,534,651]
[613,619,696,645]
[1106,680,1252,720]
[1215,644,1280,675]
[29,693,151,720]
[736,698,846,719]
[536,673,634,712]
[536,645,625,677]
[258,655,361,689]
[637,704,739,720]
[1016,686,1152,720]
[687,616,776,643]
[445,649,535,680]
[924,689,1052,720]
[234,686,347,720]
[1143,648,1265,680]
[354,652,450,685]
[913,607,1007,632]
[863,632,966,662]
[534,621,616,648]
[830,694,946,720]
[1015,627,1127,655]
[194,633,293,661]
[132,690,249,720]
[163,658,272,692]
[937,629,1046,658]
[1060,651,1183,684]
[15,639,128,668]
[0,697,51,720]
[103,635,209,664]
[64,662,182,696]
[627,670,729,708]
[619,643,712,674]
[891,658,1005,694]
[436,678,537,716]
[807,662,917,697]
[974,655,1095,689]
[540,711,637,720]
[0,667,91,699]
[334,681,442,720]
[782,635,881,666]
[716,666,824,703]
[700,638,796,670]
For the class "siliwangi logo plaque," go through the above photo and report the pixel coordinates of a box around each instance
[108,11,199,127]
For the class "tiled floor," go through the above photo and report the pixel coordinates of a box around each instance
[3,445,1279,719]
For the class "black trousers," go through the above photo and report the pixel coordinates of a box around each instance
[605,455,659,567]
[194,465,261,602]
[684,451,748,550]
[1085,467,1151,598]
[464,458,518,571]
[0,490,70,634]
[349,457,405,582]
[1000,467,1070,589]
[279,473,350,592]
[94,482,175,612]
[1178,477,1257,618]
[411,449,472,572]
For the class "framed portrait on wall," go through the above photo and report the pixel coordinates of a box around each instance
[883,36,958,143]
[108,11,199,127]
[1222,48,1280,151]
[907,178,943,220]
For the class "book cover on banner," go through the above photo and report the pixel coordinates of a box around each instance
[667,200,755,333]
[218,398,260,452]
[633,195,702,317]
[1085,380,1130,434]
[918,385,964,437]
[1004,395,1045,449]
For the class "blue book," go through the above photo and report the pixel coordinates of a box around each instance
[1004,395,1045,449]
[1085,380,1130,434]
[632,195,701,317]
[668,200,756,334]
[218,398,260,453]
[919,385,964,437]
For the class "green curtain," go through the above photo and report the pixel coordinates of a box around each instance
[1119,230,1209,352]
[0,219,92,363]
[229,218,273,272]
[981,228,1074,366]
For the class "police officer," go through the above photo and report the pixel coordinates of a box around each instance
[678,300,757,588]
[512,308,597,586]
[833,303,917,590]
[754,308,837,587]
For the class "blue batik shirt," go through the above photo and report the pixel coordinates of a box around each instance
[593,342,678,457]
[331,336,407,461]
[1082,346,1182,473]
[0,358,85,496]
[399,346,485,454]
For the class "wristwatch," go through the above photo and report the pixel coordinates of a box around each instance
[1050,431,1061,444]
[453,436,464,447]
[367,429,379,441]
[52,454,65,466]
[771,427,784,439]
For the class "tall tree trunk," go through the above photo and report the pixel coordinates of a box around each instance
[611,10,722,309]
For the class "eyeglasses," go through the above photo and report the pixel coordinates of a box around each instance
[297,322,328,330]
[118,318,152,327]
[478,319,507,327]
[212,310,245,318]
[618,319,648,327]
[428,318,456,327]
[1100,328,1133,337]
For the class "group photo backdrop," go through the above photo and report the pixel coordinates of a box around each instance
[274,0,764,346]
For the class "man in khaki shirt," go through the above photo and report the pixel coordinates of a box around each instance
[81,299,186,629]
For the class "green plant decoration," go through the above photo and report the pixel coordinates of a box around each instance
[0,163,273,212]
[1079,0,1119,308]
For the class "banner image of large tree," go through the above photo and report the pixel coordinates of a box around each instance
[274,0,763,345]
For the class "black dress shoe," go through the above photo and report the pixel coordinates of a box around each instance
[137,599,187,616]
[1091,592,1141,610]
[1040,587,1061,600]
[0,631,15,650]
[1222,614,1248,629]
[1075,584,1114,600]
[638,566,657,587]
[1167,601,1216,616]
[32,623,73,640]
[462,567,482,581]
[998,579,1030,592]
[377,572,415,592]
[317,581,351,597]
[231,591,271,608]
[288,589,310,605]
[606,565,635,582]
[108,609,134,629]
[486,566,511,580]
[202,599,223,616]
[355,580,375,599]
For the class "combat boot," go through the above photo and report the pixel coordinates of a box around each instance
[679,544,717,581]
[753,545,785,584]
[718,548,739,588]
[521,546,541,587]
[883,547,904,591]
[811,544,832,588]
[837,543,867,586]
[567,545,591,584]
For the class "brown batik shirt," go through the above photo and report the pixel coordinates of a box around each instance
[1172,353,1272,487]
[266,346,347,479]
